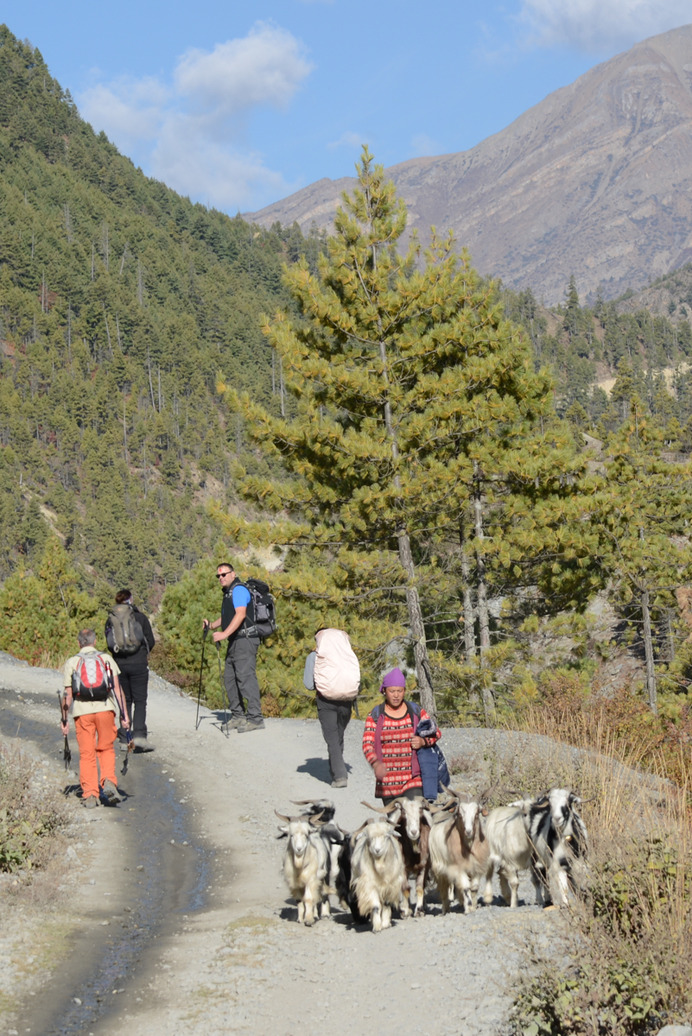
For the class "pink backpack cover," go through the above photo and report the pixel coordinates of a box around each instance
[313,629,360,701]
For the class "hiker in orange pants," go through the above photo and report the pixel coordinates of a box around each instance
[61,629,129,808]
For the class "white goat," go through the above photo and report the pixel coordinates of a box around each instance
[483,804,533,908]
[428,794,491,914]
[275,809,329,925]
[350,819,408,932]
[362,797,432,916]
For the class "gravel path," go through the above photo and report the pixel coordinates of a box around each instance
[1,656,568,1036]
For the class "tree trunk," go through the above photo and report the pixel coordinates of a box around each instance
[473,466,495,725]
[640,587,658,715]
[459,518,476,660]
[397,528,436,718]
[379,332,435,718]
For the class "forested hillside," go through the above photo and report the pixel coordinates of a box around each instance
[0,27,319,618]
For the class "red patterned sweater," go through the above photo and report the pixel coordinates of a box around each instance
[362,704,440,799]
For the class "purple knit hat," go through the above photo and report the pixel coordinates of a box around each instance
[379,667,406,693]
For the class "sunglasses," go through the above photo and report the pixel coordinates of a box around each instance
[216,572,232,579]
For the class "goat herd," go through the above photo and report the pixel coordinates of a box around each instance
[275,787,588,932]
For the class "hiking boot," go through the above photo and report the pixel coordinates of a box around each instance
[225,715,246,731]
[237,719,265,733]
[331,778,348,789]
[133,737,154,752]
[102,779,123,804]
[83,795,99,809]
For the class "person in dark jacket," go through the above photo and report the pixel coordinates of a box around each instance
[203,561,264,733]
[105,589,155,752]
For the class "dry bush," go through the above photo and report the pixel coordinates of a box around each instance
[0,744,70,875]
[512,672,692,796]
[486,707,692,1034]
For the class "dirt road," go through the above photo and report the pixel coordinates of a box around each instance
[0,656,562,1036]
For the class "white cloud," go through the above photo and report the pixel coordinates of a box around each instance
[175,23,312,115]
[150,114,289,211]
[519,0,691,52]
[327,131,366,151]
[79,78,169,152]
[75,23,311,211]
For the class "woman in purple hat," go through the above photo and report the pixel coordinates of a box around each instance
[362,667,440,803]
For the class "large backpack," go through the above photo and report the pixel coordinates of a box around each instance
[313,628,360,701]
[71,650,111,701]
[242,578,277,641]
[106,603,145,656]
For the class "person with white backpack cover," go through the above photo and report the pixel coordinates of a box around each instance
[303,627,360,788]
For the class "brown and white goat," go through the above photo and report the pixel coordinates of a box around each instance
[428,790,491,914]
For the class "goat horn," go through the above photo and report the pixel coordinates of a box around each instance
[274,810,292,823]
[360,800,392,815]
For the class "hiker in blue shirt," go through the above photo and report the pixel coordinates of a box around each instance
[204,561,264,733]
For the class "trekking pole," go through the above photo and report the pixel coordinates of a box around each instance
[57,690,71,770]
[195,625,209,731]
[103,660,133,775]
[215,642,229,736]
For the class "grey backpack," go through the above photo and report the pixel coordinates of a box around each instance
[106,604,145,655]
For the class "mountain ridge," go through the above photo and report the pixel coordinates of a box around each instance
[245,24,692,306]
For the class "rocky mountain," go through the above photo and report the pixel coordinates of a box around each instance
[246,25,692,307]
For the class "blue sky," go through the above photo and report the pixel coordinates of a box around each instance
[10,0,692,214]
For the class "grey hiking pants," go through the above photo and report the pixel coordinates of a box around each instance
[316,695,352,781]
[224,635,262,724]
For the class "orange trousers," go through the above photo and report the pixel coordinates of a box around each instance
[74,711,118,800]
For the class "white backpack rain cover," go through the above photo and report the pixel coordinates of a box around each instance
[313,628,360,701]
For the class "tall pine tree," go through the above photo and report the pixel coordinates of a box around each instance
[226,149,586,718]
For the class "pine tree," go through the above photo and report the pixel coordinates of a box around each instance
[594,406,692,713]
[227,148,588,719]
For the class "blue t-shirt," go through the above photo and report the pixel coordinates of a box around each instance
[232,585,251,609]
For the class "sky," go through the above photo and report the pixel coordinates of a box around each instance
[10,1,692,215]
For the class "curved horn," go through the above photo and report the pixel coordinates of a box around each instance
[360,800,393,815]
[274,809,293,823]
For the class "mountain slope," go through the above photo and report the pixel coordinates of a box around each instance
[246,24,692,306]
[0,27,315,604]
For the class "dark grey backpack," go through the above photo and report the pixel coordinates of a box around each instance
[106,604,145,655]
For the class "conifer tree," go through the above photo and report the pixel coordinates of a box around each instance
[228,148,588,718]
[594,404,692,713]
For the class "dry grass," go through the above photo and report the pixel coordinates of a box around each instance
[477,684,692,1035]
